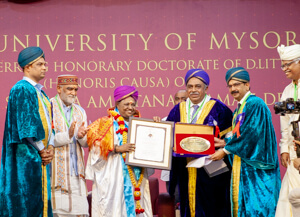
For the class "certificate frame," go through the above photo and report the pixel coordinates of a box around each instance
[125,117,174,170]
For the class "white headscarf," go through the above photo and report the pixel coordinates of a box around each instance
[277,44,300,60]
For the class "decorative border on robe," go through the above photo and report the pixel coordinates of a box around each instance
[220,126,232,138]
[37,92,51,217]
[231,102,246,217]
[232,155,242,217]
[51,96,86,212]
[179,100,216,217]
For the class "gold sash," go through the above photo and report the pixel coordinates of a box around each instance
[231,102,246,217]
[179,100,216,217]
[37,92,51,217]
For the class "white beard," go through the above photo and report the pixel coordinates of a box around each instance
[61,93,75,105]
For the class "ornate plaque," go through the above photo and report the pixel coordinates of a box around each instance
[173,123,215,157]
[180,137,210,153]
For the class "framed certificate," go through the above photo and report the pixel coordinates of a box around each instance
[173,123,215,157]
[125,117,174,170]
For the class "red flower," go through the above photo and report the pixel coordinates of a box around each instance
[116,128,128,135]
[118,121,125,125]
[135,208,144,214]
[113,114,121,120]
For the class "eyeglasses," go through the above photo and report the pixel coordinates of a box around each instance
[227,82,245,89]
[281,59,300,70]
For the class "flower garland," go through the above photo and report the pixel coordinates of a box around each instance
[110,110,145,214]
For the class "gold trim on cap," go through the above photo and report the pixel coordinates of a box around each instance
[227,69,247,83]
[117,90,137,101]
[230,78,249,83]
[194,76,206,85]
[26,52,45,66]
[186,70,208,85]
[186,70,203,82]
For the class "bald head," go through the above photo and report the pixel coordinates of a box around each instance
[174,89,188,105]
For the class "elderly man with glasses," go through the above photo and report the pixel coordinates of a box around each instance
[275,44,300,217]
[159,69,233,217]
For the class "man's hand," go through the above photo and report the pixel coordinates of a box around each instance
[214,137,226,148]
[210,149,226,161]
[153,116,161,122]
[69,121,76,139]
[281,152,290,168]
[77,122,89,139]
[294,158,300,171]
[39,146,54,165]
[115,143,135,153]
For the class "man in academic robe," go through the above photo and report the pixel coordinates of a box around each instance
[51,75,89,217]
[0,46,54,217]
[211,67,281,217]
[166,69,233,217]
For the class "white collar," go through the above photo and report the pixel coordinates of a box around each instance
[187,95,211,108]
[23,76,43,91]
[238,91,251,104]
[62,102,72,110]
